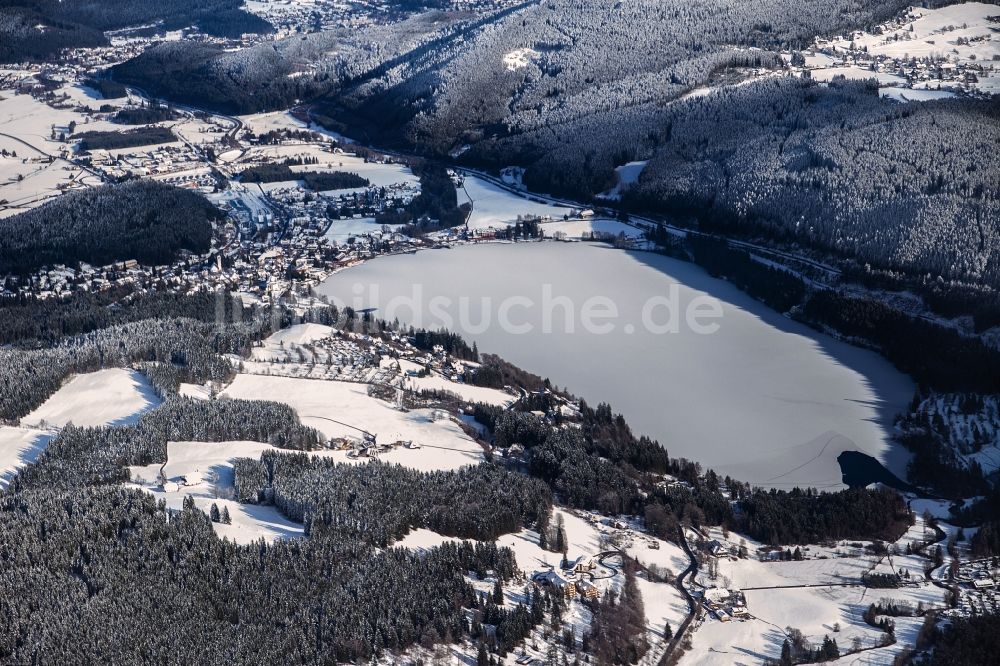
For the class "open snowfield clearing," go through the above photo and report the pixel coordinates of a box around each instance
[637,577,689,643]
[0,427,52,489]
[624,533,690,577]
[395,527,468,553]
[808,67,906,85]
[540,218,642,240]
[325,217,407,243]
[713,552,877,589]
[21,368,161,428]
[686,582,944,666]
[178,383,213,400]
[319,242,914,489]
[503,48,541,70]
[407,374,514,407]
[880,87,957,102]
[458,175,575,230]
[128,439,316,543]
[598,160,648,200]
[250,323,334,361]
[220,374,485,471]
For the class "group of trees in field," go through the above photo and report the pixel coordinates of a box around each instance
[375,163,470,232]
[74,126,176,151]
[914,614,1000,666]
[15,397,322,490]
[894,391,995,498]
[585,561,649,664]
[736,486,911,545]
[0,181,217,275]
[238,163,369,190]
[109,105,179,124]
[234,450,551,545]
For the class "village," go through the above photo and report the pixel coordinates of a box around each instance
[795,2,999,99]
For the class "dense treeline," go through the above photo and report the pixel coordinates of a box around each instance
[15,398,322,490]
[0,5,104,62]
[410,326,479,361]
[0,313,265,421]
[110,105,179,125]
[736,487,911,545]
[238,163,298,183]
[234,451,551,545]
[0,487,519,663]
[467,353,548,392]
[74,126,175,151]
[0,181,217,275]
[970,522,1000,557]
[239,163,370,190]
[914,614,1000,666]
[376,163,470,231]
[0,290,245,346]
[688,235,807,312]
[301,170,369,191]
[586,560,649,664]
[802,292,1000,392]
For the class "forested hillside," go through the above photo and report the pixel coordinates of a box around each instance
[106,0,1000,286]
[0,181,217,275]
[0,0,271,61]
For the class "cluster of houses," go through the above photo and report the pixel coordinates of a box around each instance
[953,558,1000,617]
[531,556,605,601]
[87,146,211,184]
[805,8,995,97]
[701,587,750,622]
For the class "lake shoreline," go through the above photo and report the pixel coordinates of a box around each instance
[318,241,915,491]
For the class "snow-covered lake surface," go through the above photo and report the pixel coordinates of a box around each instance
[318,242,914,490]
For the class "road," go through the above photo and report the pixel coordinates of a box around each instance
[0,131,105,181]
[656,527,700,665]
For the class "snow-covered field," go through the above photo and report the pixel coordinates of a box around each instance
[407,374,514,407]
[0,427,52,489]
[683,519,947,666]
[0,89,104,217]
[220,374,485,471]
[540,217,642,240]
[597,160,648,200]
[128,439,306,544]
[458,175,575,230]
[21,368,161,429]
[503,48,541,71]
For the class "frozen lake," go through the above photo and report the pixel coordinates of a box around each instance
[318,242,914,490]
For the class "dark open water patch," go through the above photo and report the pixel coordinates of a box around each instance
[838,450,918,494]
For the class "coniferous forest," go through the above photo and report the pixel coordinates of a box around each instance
[0,181,217,275]
[0,292,922,662]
